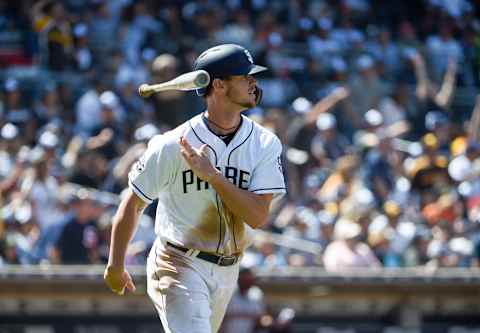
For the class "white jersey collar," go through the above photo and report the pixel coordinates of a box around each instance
[188,112,254,158]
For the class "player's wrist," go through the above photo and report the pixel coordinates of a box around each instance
[106,263,125,273]
[206,169,222,184]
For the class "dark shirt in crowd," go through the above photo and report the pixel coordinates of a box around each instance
[55,215,98,264]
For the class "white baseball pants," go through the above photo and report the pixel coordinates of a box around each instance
[146,239,240,333]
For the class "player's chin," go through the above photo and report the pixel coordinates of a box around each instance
[235,96,256,109]
[239,100,256,109]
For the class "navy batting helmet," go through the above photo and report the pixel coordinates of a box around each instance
[193,44,267,97]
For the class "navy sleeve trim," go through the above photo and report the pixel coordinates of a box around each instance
[129,180,154,202]
[251,187,287,192]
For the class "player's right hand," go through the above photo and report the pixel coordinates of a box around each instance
[179,136,220,182]
[104,265,136,295]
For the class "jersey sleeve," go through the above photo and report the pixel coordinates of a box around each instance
[249,135,287,197]
[128,135,173,204]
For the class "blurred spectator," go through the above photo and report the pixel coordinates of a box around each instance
[38,129,60,164]
[49,192,103,264]
[323,218,381,272]
[349,55,387,123]
[307,18,341,64]
[397,21,422,52]
[221,268,294,333]
[33,0,73,71]
[115,69,148,127]
[403,225,432,266]
[426,22,462,84]
[0,2,34,67]
[72,23,93,72]
[368,201,416,267]
[425,110,453,153]
[4,202,39,264]
[365,27,400,80]
[0,234,21,265]
[120,1,162,67]
[33,82,62,128]
[406,133,451,192]
[86,0,123,70]
[215,9,254,47]
[290,86,350,153]
[68,147,109,189]
[364,135,396,205]
[2,78,37,144]
[460,25,479,87]
[0,123,22,179]
[221,268,267,333]
[88,90,126,160]
[74,76,106,136]
[318,154,359,203]
[378,82,410,126]
[448,141,480,183]
[102,141,146,194]
[313,112,350,160]
[20,146,64,231]
[148,53,197,128]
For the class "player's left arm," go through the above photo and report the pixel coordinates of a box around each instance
[104,190,147,295]
[179,136,284,229]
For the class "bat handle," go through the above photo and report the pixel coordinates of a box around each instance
[138,84,153,98]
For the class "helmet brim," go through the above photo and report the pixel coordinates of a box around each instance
[248,65,268,75]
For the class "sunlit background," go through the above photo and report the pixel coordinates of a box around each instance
[0,1,479,332]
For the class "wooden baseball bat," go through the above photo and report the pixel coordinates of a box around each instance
[138,70,210,98]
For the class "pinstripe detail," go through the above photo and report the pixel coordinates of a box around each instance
[226,119,252,251]
[231,213,238,252]
[154,243,160,290]
[190,119,224,254]
[189,121,218,165]
[215,193,223,254]
[227,121,254,165]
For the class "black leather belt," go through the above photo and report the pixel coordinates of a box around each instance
[166,242,239,266]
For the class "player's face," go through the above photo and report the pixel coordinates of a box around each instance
[224,75,257,109]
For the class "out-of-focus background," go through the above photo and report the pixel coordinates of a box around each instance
[0,0,480,332]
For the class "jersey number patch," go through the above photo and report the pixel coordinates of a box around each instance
[130,156,146,178]
[277,155,283,174]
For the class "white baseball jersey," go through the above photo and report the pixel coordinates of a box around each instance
[129,113,286,255]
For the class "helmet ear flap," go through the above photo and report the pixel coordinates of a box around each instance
[196,74,214,96]
[254,85,262,105]
[196,87,207,96]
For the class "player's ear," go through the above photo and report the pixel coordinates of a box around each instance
[212,78,226,92]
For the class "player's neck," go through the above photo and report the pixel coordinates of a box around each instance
[204,110,242,136]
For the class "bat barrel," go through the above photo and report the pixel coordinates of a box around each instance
[138,70,211,97]
[193,71,210,88]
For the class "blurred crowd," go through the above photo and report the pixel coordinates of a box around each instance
[0,0,479,270]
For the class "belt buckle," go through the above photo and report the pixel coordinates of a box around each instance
[217,255,237,266]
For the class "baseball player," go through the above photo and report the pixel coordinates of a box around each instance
[104,44,286,333]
